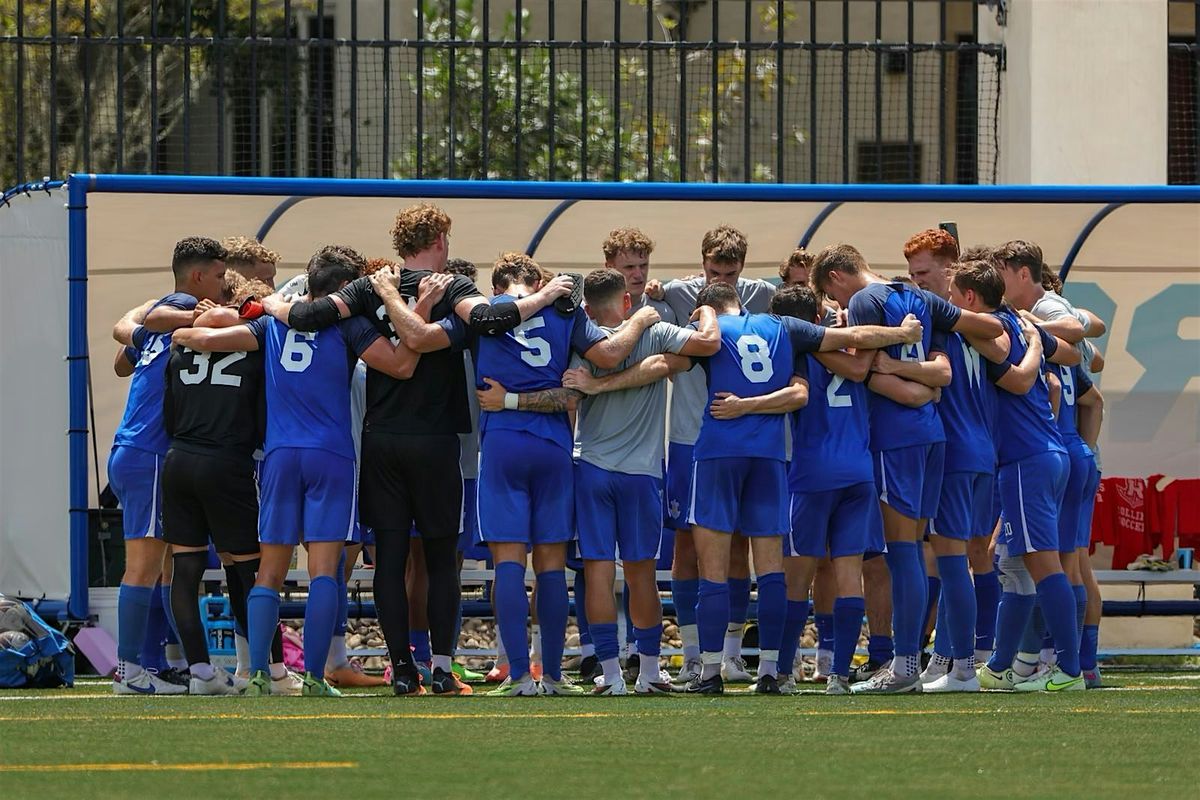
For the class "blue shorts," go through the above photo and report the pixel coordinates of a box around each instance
[874,442,945,520]
[359,527,375,547]
[687,457,788,537]
[259,448,359,546]
[1077,459,1101,550]
[575,460,664,563]
[657,527,675,570]
[477,430,574,545]
[930,471,995,541]
[665,442,695,530]
[788,482,884,558]
[1061,452,1099,553]
[997,451,1069,556]
[108,446,163,540]
[459,478,489,559]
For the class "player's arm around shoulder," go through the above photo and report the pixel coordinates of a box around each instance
[820,312,924,352]
[989,316,1041,395]
[582,305,661,369]
[170,321,261,353]
[866,373,939,408]
[142,293,200,333]
[708,375,809,420]
[476,377,582,414]
[813,349,873,383]
[674,305,721,357]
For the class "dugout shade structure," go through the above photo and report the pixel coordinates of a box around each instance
[0,175,1197,620]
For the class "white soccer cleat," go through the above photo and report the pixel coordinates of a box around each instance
[675,658,702,684]
[777,675,797,695]
[189,669,241,696]
[720,656,752,682]
[634,675,677,695]
[922,672,981,693]
[919,658,950,688]
[1013,666,1084,693]
[113,669,188,696]
[271,670,304,696]
[850,666,921,694]
[592,676,629,696]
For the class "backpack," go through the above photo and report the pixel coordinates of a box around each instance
[0,595,75,688]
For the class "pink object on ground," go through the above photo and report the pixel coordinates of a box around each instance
[73,626,118,677]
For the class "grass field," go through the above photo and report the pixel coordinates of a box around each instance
[3,672,1199,799]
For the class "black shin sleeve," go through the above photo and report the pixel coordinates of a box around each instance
[373,529,414,672]
[224,558,259,635]
[170,551,211,667]
[422,536,461,658]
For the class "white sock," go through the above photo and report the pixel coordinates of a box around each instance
[974,648,991,666]
[580,643,595,658]
[117,659,142,681]
[701,652,722,679]
[1014,652,1040,678]
[601,657,622,684]
[952,656,976,679]
[327,635,348,671]
[165,644,188,670]
[680,625,700,661]
[929,653,951,671]
[269,662,288,680]
[530,624,542,663]
[190,662,215,681]
[758,651,778,679]
[1040,647,1057,668]
[432,655,452,673]
[722,630,743,661]
[639,653,659,681]
[495,630,508,665]
[235,634,250,674]
[893,653,919,679]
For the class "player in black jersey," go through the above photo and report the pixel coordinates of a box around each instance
[161,291,266,697]
[264,204,573,695]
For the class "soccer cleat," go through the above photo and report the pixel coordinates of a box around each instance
[633,675,677,695]
[850,658,888,684]
[539,674,587,696]
[431,667,474,696]
[812,651,833,683]
[721,656,752,682]
[592,676,628,696]
[113,669,188,696]
[271,670,304,696]
[922,672,981,693]
[243,670,273,697]
[1083,667,1103,689]
[777,675,797,695]
[326,661,388,688]
[157,667,191,687]
[919,659,950,689]
[752,674,782,695]
[683,674,724,695]
[825,675,851,696]
[577,655,600,682]
[675,658,702,684]
[452,662,484,682]
[486,674,539,697]
[977,666,1019,691]
[392,668,427,697]
[484,662,510,683]
[850,666,921,694]
[189,669,241,696]
[1013,666,1084,693]
[301,672,343,697]
[416,662,433,686]
[656,668,673,685]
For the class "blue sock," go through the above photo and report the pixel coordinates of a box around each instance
[303,575,339,676]
[495,562,531,679]
[574,570,591,646]
[936,555,976,661]
[815,613,834,653]
[672,578,699,627]
[987,592,1035,672]
[933,594,953,658]
[117,584,153,665]
[1072,583,1087,638]
[335,553,348,638]
[536,570,569,681]
[696,579,730,657]
[728,577,751,625]
[591,622,620,663]
[1036,573,1081,676]
[1080,624,1100,671]
[140,581,170,672]
[1019,603,1046,655]
[247,586,281,675]
[868,634,894,664]
[755,572,786,661]
[410,629,432,664]
[622,583,635,649]
[833,596,866,678]
[634,624,662,657]
[973,570,1001,653]
[778,600,810,678]
[884,542,925,659]
[922,576,941,650]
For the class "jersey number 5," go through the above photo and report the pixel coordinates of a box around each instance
[512,317,551,368]
[736,334,774,384]
[179,350,246,387]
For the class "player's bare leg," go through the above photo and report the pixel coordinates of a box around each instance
[671,527,702,680]
[722,533,753,680]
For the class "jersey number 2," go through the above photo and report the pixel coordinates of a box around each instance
[736,334,773,384]
[179,350,246,387]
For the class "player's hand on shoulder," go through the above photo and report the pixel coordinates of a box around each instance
[192,299,216,322]
[630,305,661,327]
[1017,309,1041,326]
[644,279,665,301]
[370,265,402,295]
[709,391,745,420]
[476,377,509,411]
[562,366,600,395]
[899,313,923,343]
[1017,313,1039,341]
[538,274,575,301]
[419,272,454,305]
[872,350,899,375]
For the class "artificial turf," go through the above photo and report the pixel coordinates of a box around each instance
[2,672,1198,799]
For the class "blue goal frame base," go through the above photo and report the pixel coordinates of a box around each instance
[62,174,1200,620]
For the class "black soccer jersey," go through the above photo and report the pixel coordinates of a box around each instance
[334,272,481,436]
[164,345,265,459]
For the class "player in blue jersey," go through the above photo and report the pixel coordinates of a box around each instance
[1074,373,1105,687]
[904,230,1001,692]
[769,286,890,696]
[107,237,229,695]
[811,243,1005,694]
[467,254,660,697]
[682,282,924,695]
[947,261,1086,692]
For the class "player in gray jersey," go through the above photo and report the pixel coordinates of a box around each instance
[643,225,776,682]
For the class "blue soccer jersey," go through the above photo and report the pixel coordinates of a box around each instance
[985,307,1067,466]
[932,330,998,474]
[788,353,873,492]
[847,282,960,451]
[474,299,607,453]
[248,315,380,459]
[693,313,824,463]
[1055,364,1094,460]
[112,292,197,456]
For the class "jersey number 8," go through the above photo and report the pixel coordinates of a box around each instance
[736,334,774,384]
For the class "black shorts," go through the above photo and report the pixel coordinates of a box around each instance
[161,448,259,556]
[359,432,462,540]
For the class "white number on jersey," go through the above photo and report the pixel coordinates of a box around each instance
[826,374,853,408]
[735,334,774,384]
[512,317,552,368]
[376,304,400,346]
[959,339,984,390]
[899,340,926,363]
[1059,365,1076,407]
[137,333,168,367]
[179,349,246,387]
[280,329,317,373]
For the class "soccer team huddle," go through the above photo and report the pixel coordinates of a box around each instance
[106,204,1108,698]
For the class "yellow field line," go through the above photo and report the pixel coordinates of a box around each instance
[0,761,357,773]
[0,712,619,722]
